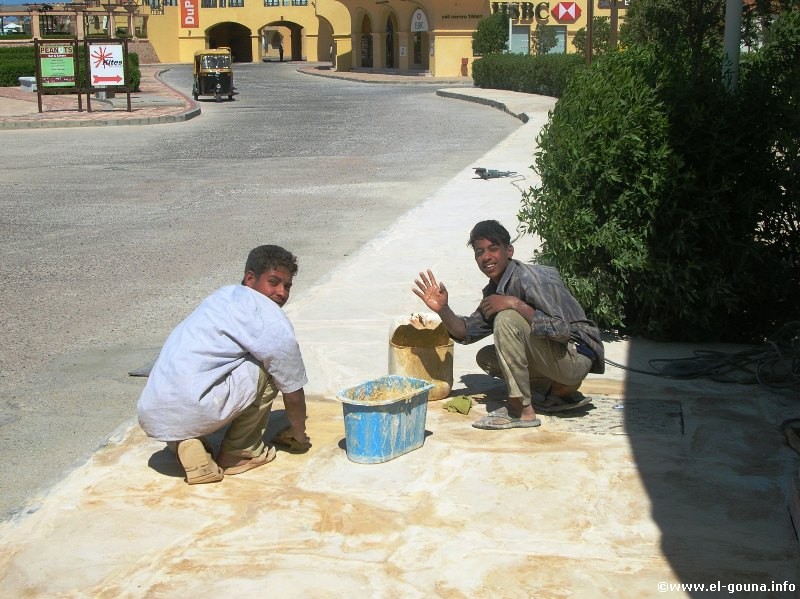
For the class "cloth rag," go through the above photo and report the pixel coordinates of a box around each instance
[443,395,472,415]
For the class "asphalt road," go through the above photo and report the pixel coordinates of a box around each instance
[0,62,520,518]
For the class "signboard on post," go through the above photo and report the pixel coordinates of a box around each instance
[84,39,131,112]
[89,43,125,87]
[34,39,82,113]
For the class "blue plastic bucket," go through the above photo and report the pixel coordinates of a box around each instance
[336,375,434,464]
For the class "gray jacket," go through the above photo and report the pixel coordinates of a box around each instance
[458,260,605,374]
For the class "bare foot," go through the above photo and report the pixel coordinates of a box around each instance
[217,446,277,475]
[507,397,538,421]
[549,382,578,399]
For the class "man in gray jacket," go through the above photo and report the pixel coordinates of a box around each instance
[413,220,604,430]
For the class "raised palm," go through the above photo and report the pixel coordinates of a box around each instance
[413,269,449,312]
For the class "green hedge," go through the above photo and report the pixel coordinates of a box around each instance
[472,52,586,97]
[0,45,141,91]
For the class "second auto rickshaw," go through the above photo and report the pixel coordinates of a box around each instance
[192,49,234,102]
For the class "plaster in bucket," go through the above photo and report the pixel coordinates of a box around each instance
[388,312,454,401]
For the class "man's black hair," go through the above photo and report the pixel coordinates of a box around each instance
[467,220,511,248]
[242,245,298,282]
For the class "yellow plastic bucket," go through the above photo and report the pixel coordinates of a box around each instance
[388,313,454,401]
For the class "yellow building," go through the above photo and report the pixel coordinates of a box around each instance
[1,1,627,77]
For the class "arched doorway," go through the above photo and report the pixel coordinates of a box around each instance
[359,15,372,68]
[261,21,304,62]
[317,17,334,65]
[207,22,252,62]
[410,8,431,71]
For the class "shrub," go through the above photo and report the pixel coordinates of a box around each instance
[127,51,140,90]
[519,46,673,331]
[0,59,36,87]
[472,53,585,97]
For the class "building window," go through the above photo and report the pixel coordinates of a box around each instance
[291,0,307,4]
[201,0,217,7]
[264,0,279,5]
[228,0,244,5]
[547,26,567,54]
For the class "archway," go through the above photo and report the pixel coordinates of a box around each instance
[359,15,372,68]
[409,8,431,71]
[317,17,334,65]
[261,21,304,62]
[207,22,252,62]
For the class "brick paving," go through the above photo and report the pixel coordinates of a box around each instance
[0,64,198,129]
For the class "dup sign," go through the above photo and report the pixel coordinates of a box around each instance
[182,0,199,28]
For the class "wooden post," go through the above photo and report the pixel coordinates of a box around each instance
[586,0,594,65]
[610,0,618,49]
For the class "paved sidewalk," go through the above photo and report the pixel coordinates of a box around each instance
[0,62,797,598]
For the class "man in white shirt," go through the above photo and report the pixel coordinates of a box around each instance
[137,245,309,484]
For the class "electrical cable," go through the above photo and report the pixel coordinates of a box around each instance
[604,322,800,394]
[473,167,518,179]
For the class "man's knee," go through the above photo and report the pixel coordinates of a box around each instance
[493,309,528,334]
[493,310,529,351]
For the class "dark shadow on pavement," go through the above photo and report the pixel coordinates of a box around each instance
[621,335,799,596]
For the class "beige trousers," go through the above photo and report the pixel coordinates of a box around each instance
[168,366,278,459]
[218,366,278,458]
[475,310,592,407]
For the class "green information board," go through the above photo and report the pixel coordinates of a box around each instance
[34,39,82,113]
[39,44,76,88]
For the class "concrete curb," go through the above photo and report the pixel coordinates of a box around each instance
[0,107,201,129]
[296,66,474,86]
[436,89,529,123]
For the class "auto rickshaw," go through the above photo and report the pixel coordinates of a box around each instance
[192,49,234,102]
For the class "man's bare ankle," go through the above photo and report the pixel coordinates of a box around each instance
[549,382,576,398]
[509,397,537,420]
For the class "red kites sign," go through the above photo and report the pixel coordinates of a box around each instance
[181,0,199,28]
[552,1,582,22]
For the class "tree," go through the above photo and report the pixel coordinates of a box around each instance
[620,0,726,77]
[572,16,612,56]
[472,11,508,55]
[532,23,559,55]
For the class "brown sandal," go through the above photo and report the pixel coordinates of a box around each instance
[176,438,224,485]
[218,445,277,475]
